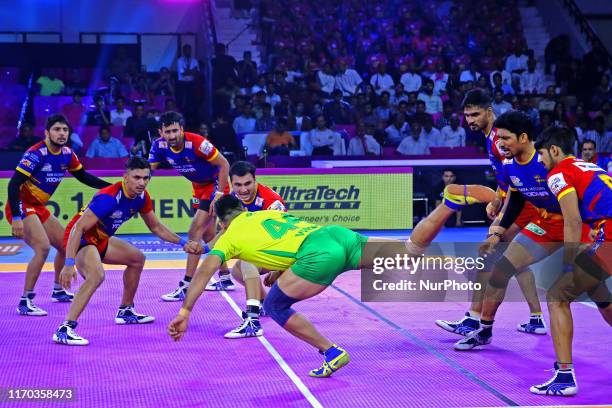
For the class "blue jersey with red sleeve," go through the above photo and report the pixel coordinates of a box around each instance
[485,127,508,193]
[75,182,153,245]
[233,183,286,212]
[148,132,220,184]
[15,141,82,205]
[502,150,561,214]
[546,157,612,224]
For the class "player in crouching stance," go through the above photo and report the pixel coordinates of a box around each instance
[54,157,202,346]
[169,184,497,377]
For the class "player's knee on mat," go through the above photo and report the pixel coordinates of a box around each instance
[488,256,518,289]
[263,283,298,327]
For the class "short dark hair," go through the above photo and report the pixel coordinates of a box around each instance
[158,111,184,129]
[99,124,111,133]
[580,139,596,150]
[125,156,151,171]
[462,89,491,109]
[45,114,70,131]
[494,110,534,140]
[442,168,455,175]
[214,195,243,222]
[534,125,575,154]
[229,161,256,179]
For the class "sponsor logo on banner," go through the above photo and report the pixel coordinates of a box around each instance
[127,239,183,253]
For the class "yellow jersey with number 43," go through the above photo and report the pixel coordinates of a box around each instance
[209,210,321,270]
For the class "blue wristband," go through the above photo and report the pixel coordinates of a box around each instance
[563,263,575,273]
[65,258,75,267]
[179,238,187,246]
[203,244,210,253]
[12,216,22,221]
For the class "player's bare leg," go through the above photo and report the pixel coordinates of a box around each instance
[104,237,154,325]
[43,215,74,303]
[17,216,50,316]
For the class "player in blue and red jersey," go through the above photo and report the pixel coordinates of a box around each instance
[53,157,202,346]
[527,126,612,396]
[436,91,543,336]
[5,114,110,316]
[455,111,593,353]
[148,111,232,301]
[219,161,286,339]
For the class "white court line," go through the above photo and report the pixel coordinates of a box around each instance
[214,282,324,408]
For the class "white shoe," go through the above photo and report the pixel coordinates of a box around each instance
[53,323,89,346]
[115,306,155,324]
[17,293,47,316]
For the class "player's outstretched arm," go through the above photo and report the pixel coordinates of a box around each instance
[140,211,203,254]
[61,210,100,289]
[71,168,112,189]
[168,254,222,341]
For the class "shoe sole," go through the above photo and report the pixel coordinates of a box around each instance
[435,320,475,336]
[310,353,350,378]
[529,386,578,396]
[224,329,263,339]
[17,308,47,316]
[51,298,73,303]
[53,335,89,346]
[160,296,183,302]
[115,317,155,325]
[454,340,491,351]
[205,286,236,291]
[517,326,547,335]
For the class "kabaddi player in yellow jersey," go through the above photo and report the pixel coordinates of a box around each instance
[169,185,497,377]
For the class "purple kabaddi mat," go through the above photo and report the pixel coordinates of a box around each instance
[0,268,610,408]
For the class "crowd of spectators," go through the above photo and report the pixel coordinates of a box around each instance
[3,0,610,163]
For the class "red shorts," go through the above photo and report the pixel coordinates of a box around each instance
[63,216,109,260]
[191,182,230,211]
[514,202,538,229]
[5,201,51,224]
[520,213,591,244]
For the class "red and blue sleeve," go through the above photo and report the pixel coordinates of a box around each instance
[139,191,154,214]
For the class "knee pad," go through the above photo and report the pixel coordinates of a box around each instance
[488,256,518,289]
[239,261,260,280]
[263,283,299,327]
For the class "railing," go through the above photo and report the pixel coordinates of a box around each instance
[560,0,612,65]
[0,31,63,43]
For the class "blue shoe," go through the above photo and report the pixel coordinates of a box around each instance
[115,306,155,325]
[454,328,492,350]
[530,363,578,396]
[309,344,350,378]
[205,279,236,291]
[17,293,47,316]
[51,289,74,303]
[53,321,89,346]
[161,280,188,302]
[224,312,263,339]
[435,312,480,336]
[518,315,547,335]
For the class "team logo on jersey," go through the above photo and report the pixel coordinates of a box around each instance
[159,141,168,148]
[41,163,53,172]
[525,222,546,236]
[534,174,546,184]
[573,161,601,172]
[199,140,214,156]
[510,176,522,187]
[255,197,264,207]
[268,200,286,211]
[547,173,568,195]
[167,158,175,165]
[185,141,193,149]
[21,159,32,169]
[110,210,123,219]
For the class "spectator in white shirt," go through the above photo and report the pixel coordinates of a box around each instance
[317,63,336,95]
[491,90,513,118]
[397,122,430,155]
[251,75,267,95]
[491,72,515,95]
[334,60,362,96]
[417,79,443,114]
[520,59,542,94]
[538,86,557,112]
[348,122,381,156]
[110,96,133,126]
[583,117,612,153]
[459,62,481,83]
[489,60,513,89]
[307,115,345,155]
[232,103,257,133]
[440,115,466,147]
[400,63,422,93]
[422,118,442,147]
[390,83,409,106]
[430,63,449,96]
[384,112,411,145]
[505,47,528,81]
[370,64,394,95]
[265,82,281,108]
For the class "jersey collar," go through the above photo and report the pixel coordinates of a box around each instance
[515,148,536,165]
[121,181,136,199]
[241,184,259,205]
[44,140,62,155]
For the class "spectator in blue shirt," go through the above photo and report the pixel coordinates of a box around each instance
[86,125,128,158]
